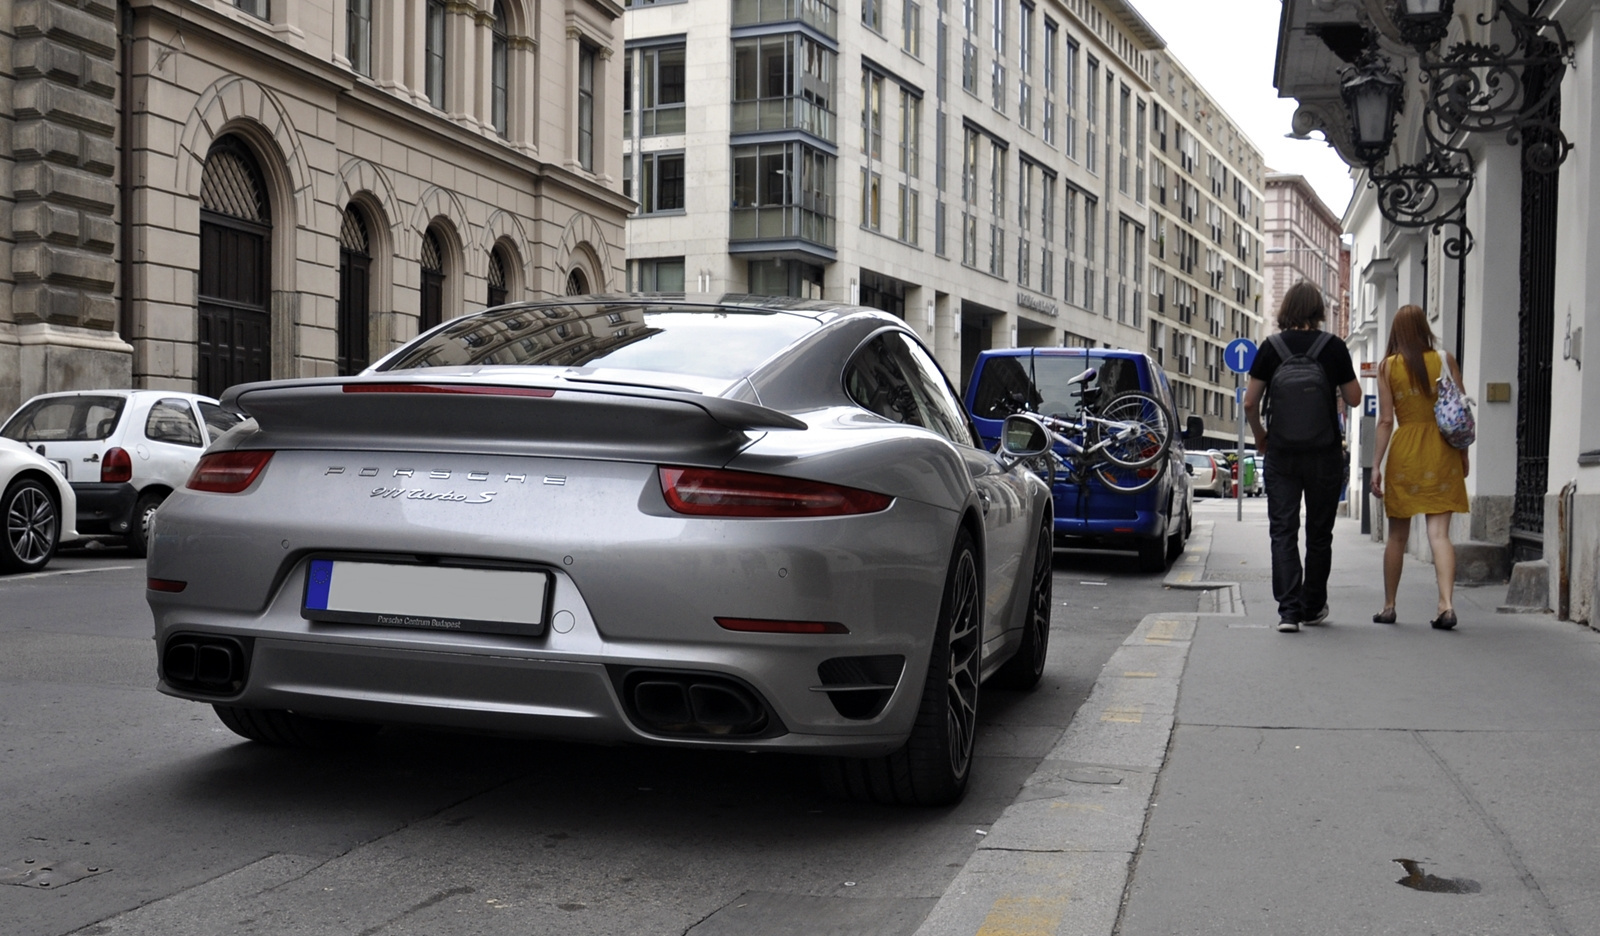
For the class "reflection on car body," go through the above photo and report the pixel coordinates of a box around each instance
[146,296,1056,806]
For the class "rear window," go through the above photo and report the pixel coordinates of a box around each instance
[1,396,126,443]
[377,304,820,381]
[970,353,1145,420]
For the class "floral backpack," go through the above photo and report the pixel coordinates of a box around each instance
[1434,362,1476,450]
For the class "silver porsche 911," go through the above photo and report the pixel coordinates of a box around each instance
[147,296,1055,805]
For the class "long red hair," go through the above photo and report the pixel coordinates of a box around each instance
[1385,304,1436,398]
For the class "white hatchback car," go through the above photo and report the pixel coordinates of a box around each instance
[1,391,241,556]
[0,437,78,573]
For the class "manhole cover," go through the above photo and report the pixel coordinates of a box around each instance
[0,858,110,889]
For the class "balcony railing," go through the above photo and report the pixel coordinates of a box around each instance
[731,98,835,141]
[732,0,837,38]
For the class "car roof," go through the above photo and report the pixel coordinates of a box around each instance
[19,389,218,403]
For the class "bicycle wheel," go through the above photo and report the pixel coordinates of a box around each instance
[1093,460,1163,493]
[1091,391,1173,469]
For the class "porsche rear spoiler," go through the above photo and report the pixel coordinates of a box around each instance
[217,378,806,462]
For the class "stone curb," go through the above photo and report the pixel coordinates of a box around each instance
[913,522,1234,936]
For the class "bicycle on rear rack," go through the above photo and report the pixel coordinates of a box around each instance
[1000,365,1175,493]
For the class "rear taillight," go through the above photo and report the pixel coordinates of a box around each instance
[101,447,132,483]
[716,617,850,634]
[659,467,892,518]
[187,451,274,493]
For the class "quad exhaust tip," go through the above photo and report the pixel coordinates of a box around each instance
[162,635,249,696]
[617,670,777,738]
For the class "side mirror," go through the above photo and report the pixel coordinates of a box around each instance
[1182,415,1205,446]
[999,414,1051,458]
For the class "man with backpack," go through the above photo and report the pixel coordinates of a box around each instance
[1243,282,1362,633]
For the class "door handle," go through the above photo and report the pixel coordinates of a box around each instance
[84,453,100,462]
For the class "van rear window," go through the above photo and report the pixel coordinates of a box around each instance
[1,396,126,443]
[970,353,1144,420]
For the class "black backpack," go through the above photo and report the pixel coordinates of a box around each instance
[1265,332,1339,449]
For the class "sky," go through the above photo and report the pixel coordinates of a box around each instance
[1131,0,1357,218]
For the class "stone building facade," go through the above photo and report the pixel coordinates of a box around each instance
[1144,49,1266,448]
[1262,172,1343,331]
[1,0,630,416]
[621,0,1167,389]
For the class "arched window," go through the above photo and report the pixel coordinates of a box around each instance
[488,245,510,307]
[491,3,509,137]
[566,268,589,296]
[421,227,446,330]
[338,206,371,374]
[198,136,272,397]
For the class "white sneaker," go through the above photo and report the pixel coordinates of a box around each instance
[1304,604,1330,626]
[1277,617,1300,633]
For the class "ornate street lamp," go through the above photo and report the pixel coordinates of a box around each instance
[1390,0,1455,51]
[1340,52,1405,166]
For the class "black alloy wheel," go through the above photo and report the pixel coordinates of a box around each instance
[127,489,166,559]
[820,529,982,806]
[2,478,59,573]
[993,520,1053,690]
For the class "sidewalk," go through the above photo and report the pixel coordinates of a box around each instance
[917,501,1600,936]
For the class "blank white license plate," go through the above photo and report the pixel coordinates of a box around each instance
[302,559,550,635]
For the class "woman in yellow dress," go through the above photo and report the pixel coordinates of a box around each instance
[1370,305,1470,629]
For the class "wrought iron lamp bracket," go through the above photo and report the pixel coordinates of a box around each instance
[1416,0,1574,172]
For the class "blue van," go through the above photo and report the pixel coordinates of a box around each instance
[964,348,1193,572]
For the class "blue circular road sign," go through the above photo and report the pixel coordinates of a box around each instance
[1225,338,1258,375]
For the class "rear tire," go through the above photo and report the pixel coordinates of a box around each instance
[821,529,981,806]
[1166,508,1185,561]
[1137,534,1168,573]
[1,478,59,573]
[213,705,379,750]
[127,489,165,559]
[992,520,1053,691]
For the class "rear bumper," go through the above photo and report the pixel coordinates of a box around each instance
[71,482,137,534]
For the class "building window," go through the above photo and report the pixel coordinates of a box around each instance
[235,0,269,19]
[731,141,837,247]
[749,259,824,298]
[897,184,919,244]
[1084,56,1097,174]
[862,70,884,158]
[903,0,921,55]
[567,269,590,295]
[630,257,686,291]
[962,211,978,266]
[861,168,882,230]
[491,3,509,136]
[962,39,977,94]
[1063,37,1078,160]
[1019,3,1032,72]
[864,0,881,32]
[1118,85,1130,194]
[637,45,686,136]
[347,0,372,76]
[1043,18,1056,91]
[990,59,1006,113]
[1083,194,1097,311]
[578,43,597,171]
[338,205,371,375]
[1063,186,1077,304]
[989,137,1005,220]
[898,87,920,177]
[935,199,947,255]
[990,0,1005,54]
[488,243,511,307]
[421,226,446,331]
[638,152,686,213]
[732,34,836,140]
[425,0,446,109]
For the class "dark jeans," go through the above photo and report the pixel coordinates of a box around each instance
[1264,447,1345,621]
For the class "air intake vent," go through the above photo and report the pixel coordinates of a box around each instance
[814,655,905,720]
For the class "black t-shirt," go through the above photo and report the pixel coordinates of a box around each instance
[1249,329,1358,387]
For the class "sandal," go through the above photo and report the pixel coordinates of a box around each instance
[1373,608,1397,624]
[1430,610,1458,630]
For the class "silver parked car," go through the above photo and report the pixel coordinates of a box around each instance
[146,296,1057,806]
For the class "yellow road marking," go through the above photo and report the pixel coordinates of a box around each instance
[976,895,1070,936]
[1145,618,1184,643]
[1123,671,1158,678]
[1102,706,1143,723]
[1049,802,1107,812]
[1172,571,1196,583]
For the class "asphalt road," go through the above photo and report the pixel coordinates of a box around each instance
[1,538,1202,936]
